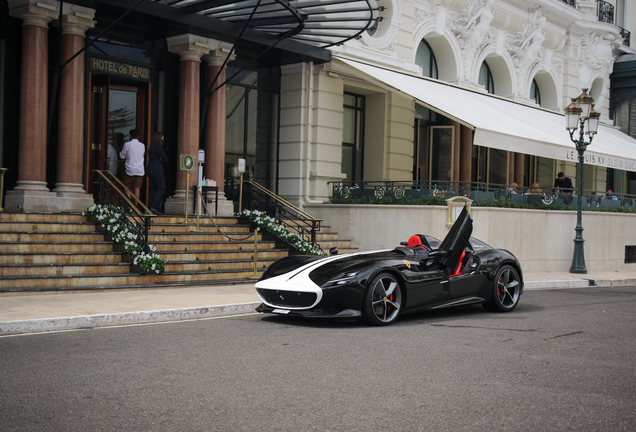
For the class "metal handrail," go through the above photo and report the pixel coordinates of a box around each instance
[94,170,154,253]
[242,181,322,245]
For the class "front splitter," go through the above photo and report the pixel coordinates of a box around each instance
[255,303,361,319]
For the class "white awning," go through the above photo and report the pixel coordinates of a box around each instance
[334,57,636,172]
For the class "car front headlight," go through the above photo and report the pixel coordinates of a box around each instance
[324,271,360,287]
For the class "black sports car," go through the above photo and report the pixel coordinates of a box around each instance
[254,206,523,325]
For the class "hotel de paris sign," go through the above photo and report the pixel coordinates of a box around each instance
[89,57,150,82]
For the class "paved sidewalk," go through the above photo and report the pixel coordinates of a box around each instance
[2,271,636,336]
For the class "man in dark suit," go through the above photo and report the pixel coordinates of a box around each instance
[553,172,573,194]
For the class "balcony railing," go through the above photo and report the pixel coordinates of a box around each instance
[561,0,576,7]
[597,0,614,25]
[620,27,631,47]
[329,180,636,211]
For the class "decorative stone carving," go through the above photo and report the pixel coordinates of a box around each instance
[508,7,547,70]
[414,7,433,27]
[449,0,495,81]
[451,0,494,50]
[506,7,547,96]
[578,31,616,76]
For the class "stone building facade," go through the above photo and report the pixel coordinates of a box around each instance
[1,0,635,213]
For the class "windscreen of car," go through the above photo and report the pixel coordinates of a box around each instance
[425,236,492,252]
[469,238,492,252]
[424,236,442,249]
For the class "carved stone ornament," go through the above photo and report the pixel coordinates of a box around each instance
[507,7,547,70]
[451,0,495,50]
[578,31,616,75]
[447,0,496,80]
[414,7,432,27]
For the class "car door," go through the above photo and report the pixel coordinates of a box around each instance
[401,257,448,309]
[437,205,473,273]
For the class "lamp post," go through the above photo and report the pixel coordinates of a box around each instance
[565,89,600,274]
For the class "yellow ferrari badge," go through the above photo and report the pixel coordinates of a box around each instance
[403,260,411,269]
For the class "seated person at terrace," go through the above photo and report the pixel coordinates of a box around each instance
[526,183,542,195]
[606,189,618,200]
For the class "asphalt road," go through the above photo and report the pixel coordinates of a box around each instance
[1,286,635,432]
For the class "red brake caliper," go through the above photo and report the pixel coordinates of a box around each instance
[386,281,393,312]
[498,277,502,299]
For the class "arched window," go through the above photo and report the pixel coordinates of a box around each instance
[530,79,541,105]
[478,61,494,94]
[416,40,438,79]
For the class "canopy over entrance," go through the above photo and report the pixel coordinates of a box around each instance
[335,57,636,172]
[71,0,381,65]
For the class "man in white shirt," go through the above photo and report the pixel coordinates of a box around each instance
[119,129,145,199]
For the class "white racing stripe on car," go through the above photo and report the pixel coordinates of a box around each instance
[255,249,390,310]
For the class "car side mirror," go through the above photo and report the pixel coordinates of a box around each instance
[428,249,448,260]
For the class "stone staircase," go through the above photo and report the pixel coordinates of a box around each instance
[0,212,358,295]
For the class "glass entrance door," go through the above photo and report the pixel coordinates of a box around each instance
[108,88,139,177]
[87,76,148,200]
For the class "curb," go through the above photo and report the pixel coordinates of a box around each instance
[525,278,636,290]
[4,279,636,337]
[0,302,261,337]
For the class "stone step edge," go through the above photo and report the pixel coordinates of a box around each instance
[0,257,280,268]
[0,267,271,282]
[1,278,263,295]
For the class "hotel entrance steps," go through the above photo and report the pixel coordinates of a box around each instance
[0,212,287,295]
[0,212,358,295]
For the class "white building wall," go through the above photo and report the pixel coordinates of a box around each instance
[310,67,347,202]
[279,64,307,206]
[280,0,636,206]
[307,204,636,273]
[385,93,415,180]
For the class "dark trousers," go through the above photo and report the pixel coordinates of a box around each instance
[147,168,165,210]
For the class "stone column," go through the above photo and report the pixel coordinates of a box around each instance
[53,10,96,211]
[164,35,209,215]
[202,46,235,216]
[459,125,472,183]
[452,121,461,182]
[4,2,58,212]
[514,153,525,186]
[508,152,515,185]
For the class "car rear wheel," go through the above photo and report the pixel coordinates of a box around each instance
[362,272,402,326]
[483,265,521,312]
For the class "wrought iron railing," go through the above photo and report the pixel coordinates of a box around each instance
[597,0,614,24]
[241,181,322,245]
[561,0,576,7]
[94,170,154,253]
[620,27,631,47]
[329,180,636,211]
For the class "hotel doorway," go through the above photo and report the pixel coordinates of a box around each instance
[87,74,150,203]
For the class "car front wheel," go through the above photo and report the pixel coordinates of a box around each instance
[362,272,402,326]
[483,265,521,312]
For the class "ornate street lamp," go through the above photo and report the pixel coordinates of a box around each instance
[565,89,600,274]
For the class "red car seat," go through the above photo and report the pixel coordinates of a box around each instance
[408,235,426,249]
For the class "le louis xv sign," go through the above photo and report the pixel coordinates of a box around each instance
[89,57,150,82]
[565,150,636,172]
